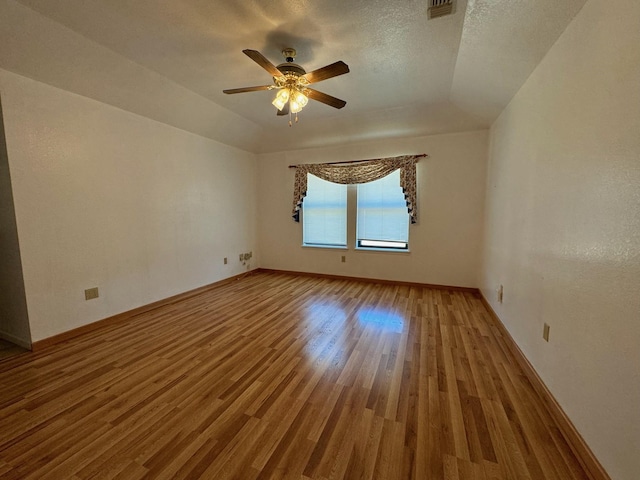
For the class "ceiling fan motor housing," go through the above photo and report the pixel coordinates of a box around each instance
[276,48,306,80]
[275,63,306,77]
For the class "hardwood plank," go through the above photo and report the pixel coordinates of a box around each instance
[0,272,599,479]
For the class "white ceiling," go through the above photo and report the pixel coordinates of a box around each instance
[0,0,587,153]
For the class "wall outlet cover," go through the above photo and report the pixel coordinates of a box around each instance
[85,287,99,300]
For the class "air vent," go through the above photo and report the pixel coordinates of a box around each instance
[428,0,455,19]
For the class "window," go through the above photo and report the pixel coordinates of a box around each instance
[302,174,347,247]
[302,170,410,251]
[356,169,409,250]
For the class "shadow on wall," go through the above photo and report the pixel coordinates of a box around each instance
[0,94,32,350]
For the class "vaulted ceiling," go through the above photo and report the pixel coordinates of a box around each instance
[0,0,587,153]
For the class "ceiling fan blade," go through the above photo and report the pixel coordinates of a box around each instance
[277,102,290,116]
[243,49,283,78]
[223,85,274,94]
[304,88,347,109]
[302,61,350,84]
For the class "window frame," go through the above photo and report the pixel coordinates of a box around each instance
[301,171,411,253]
[301,174,348,249]
[355,169,409,252]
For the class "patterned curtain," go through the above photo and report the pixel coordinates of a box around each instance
[292,155,419,223]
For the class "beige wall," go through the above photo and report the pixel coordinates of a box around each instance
[257,130,488,287]
[480,0,640,478]
[0,69,258,342]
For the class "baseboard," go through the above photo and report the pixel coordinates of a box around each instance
[31,271,253,352]
[31,269,474,352]
[478,293,611,480]
[256,268,478,293]
[0,330,32,350]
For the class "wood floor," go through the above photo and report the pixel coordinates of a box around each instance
[0,271,590,479]
[0,340,28,362]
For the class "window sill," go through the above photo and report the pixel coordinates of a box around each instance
[302,244,348,250]
[300,245,410,253]
[354,247,410,254]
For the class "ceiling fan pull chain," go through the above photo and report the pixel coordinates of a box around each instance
[289,105,293,127]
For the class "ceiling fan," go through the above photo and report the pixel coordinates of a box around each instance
[223,48,349,125]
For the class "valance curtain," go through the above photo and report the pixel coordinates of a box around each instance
[291,154,420,224]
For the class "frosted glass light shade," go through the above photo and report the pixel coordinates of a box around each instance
[290,90,308,113]
[272,88,290,110]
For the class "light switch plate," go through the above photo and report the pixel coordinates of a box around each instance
[543,323,550,342]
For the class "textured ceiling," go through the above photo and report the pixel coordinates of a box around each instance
[0,0,587,153]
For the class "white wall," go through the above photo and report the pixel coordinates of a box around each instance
[0,69,258,342]
[258,131,488,287]
[480,0,640,478]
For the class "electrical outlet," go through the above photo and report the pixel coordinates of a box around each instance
[497,285,503,303]
[341,255,346,263]
[85,287,99,300]
[224,257,228,265]
[543,323,550,342]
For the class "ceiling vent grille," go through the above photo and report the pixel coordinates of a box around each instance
[428,0,455,19]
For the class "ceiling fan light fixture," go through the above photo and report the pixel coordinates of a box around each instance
[272,88,290,111]
[224,48,349,125]
[289,89,308,114]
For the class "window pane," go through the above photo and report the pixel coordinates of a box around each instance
[303,174,347,247]
[357,169,409,249]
